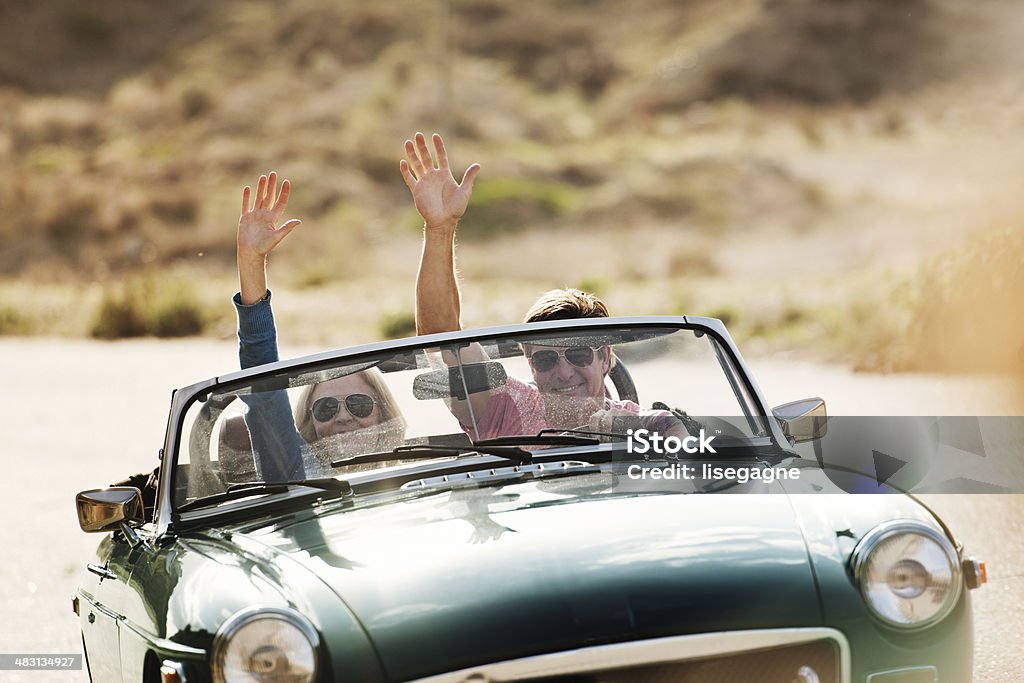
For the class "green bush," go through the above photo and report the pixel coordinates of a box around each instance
[460,177,577,239]
[180,86,215,120]
[293,263,334,289]
[90,278,207,339]
[574,277,608,296]
[91,288,148,339]
[149,298,204,337]
[0,306,32,335]
[378,310,417,340]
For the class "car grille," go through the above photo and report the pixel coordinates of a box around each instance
[508,639,838,683]
[415,629,848,683]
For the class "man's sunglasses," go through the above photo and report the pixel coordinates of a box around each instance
[527,346,598,373]
[310,394,377,422]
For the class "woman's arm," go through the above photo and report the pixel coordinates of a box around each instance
[233,172,307,480]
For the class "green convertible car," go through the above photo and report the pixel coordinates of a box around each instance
[75,317,985,682]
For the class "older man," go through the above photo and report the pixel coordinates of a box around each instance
[401,133,683,440]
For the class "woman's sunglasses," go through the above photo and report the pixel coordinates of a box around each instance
[527,346,597,373]
[310,394,377,422]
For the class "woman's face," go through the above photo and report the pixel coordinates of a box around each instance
[308,374,383,439]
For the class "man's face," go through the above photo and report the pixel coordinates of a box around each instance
[525,345,611,401]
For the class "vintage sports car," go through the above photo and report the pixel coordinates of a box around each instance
[75,316,985,682]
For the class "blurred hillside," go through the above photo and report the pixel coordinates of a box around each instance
[1,0,1022,373]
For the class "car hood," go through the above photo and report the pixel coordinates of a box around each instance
[221,472,931,681]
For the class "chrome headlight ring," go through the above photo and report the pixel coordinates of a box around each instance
[210,606,320,683]
[851,520,963,631]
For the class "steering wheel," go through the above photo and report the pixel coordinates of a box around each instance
[607,353,638,403]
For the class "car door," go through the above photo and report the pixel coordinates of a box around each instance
[78,534,139,683]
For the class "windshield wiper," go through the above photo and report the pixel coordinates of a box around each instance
[331,443,533,469]
[178,477,351,513]
[537,428,630,441]
[474,434,600,447]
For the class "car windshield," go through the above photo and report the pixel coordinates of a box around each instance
[173,321,769,510]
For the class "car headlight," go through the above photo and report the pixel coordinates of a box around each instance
[210,607,320,683]
[851,520,963,630]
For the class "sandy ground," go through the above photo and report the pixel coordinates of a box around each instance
[0,338,1021,682]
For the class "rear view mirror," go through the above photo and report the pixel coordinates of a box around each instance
[76,487,145,533]
[772,397,827,444]
[413,362,508,401]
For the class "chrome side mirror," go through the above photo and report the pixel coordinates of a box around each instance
[772,397,827,444]
[76,487,145,533]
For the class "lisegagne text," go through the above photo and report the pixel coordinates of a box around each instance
[626,463,801,483]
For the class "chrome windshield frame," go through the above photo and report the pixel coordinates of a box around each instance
[152,316,788,538]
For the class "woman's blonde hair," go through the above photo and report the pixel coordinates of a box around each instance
[294,368,405,444]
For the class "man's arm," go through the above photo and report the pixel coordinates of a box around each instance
[400,132,479,335]
[417,222,461,334]
[401,133,496,430]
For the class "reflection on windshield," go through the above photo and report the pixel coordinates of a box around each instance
[175,324,766,508]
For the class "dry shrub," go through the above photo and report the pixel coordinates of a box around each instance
[149,194,200,225]
[633,0,944,112]
[453,2,618,97]
[277,3,413,68]
[61,8,115,47]
[0,306,33,336]
[460,177,577,239]
[668,248,719,278]
[13,97,102,148]
[603,157,824,233]
[906,229,1024,373]
[90,277,207,339]
[378,310,417,340]
[91,286,147,339]
[574,277,609,297]
[43,194,108,259]
[848,228,1024,374]
[180,86,215,120]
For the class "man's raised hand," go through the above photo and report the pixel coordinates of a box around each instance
[400,132,480,233]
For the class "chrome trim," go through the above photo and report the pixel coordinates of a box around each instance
[798,664,822,683]
[401,461,600,489]
[77,592,122,622]
[76,487,145,533]
[119,521,154,552]
[117,616,207,658]
[86,564,116,581]
[851,520,963,630]
[160,659,188,683]
[76,590,207,658]
[412,628,850,683]
[866,665,937,682]
[210,606,320,683]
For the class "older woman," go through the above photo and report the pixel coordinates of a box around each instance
[233,172,405,478]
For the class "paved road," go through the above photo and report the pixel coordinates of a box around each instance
[1,339,1020,682]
